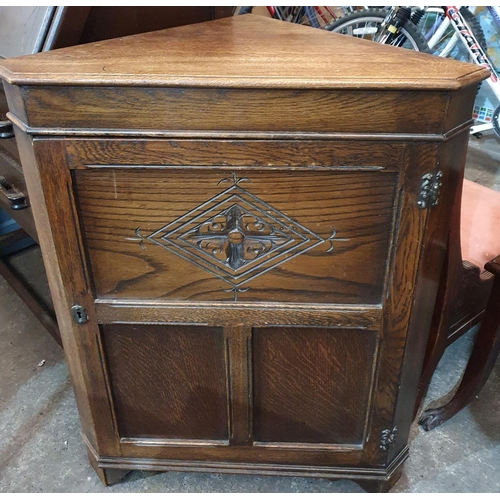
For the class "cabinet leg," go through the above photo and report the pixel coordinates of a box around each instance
[356,470,402,493]
[87,448,131,486]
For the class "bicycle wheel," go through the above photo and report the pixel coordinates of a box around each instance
[325,8,429,52]
[274,6,349,28]
[418,7,487,60]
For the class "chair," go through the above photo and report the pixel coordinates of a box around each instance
[415,178,500,429]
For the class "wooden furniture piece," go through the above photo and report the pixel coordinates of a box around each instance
[0,6,232,346]
[0,16,488,492]
[419,253,500,430]
[416,179,500,428]
[414,179,500,417]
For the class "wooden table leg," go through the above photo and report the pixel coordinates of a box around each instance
[419,255,500,431]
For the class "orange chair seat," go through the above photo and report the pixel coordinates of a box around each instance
[461,179,500,270]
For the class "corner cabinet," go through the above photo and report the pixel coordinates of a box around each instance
[0,15,488,492]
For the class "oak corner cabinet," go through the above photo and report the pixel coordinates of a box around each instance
[0,15,488,492]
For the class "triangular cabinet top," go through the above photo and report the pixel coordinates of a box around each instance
[0,15,489,90]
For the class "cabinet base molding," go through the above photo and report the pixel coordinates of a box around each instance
[86,440,408,489]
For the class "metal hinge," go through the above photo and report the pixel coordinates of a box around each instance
[71,304,88,324]
[380,425,398,450]
[417,170,443,209]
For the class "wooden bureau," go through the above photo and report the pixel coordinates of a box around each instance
[0,16,488,492]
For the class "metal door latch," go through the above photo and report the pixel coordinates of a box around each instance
[71,304,88,324]
[417,171,443,209]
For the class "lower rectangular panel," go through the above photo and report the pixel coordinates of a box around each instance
[252,326,378,445]
[102,324,228,441]
[118,439,366,466]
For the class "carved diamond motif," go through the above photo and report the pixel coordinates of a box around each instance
[181,204,293,272]
[143,181,328,287]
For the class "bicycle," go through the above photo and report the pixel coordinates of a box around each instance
[236,6,351,29]
[417,7,499,137]
[419,7,487,60]
[325,7,430,52]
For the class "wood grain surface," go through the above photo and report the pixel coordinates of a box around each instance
[253,327,377,446]
[73,166,397,304]
[18,86,450,134]
[0,16,488,89]
[103,323,228,441]
[63,138,404,171]
[364,142,437,464]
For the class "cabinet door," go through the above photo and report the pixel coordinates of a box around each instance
[24,136,446,471]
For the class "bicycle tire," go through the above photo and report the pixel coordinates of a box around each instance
[461,7,487,51]
[325,8,430,52]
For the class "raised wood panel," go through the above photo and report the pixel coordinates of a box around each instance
[20,86,449,134]
[63,138,405,171]
[253,327,378,445]
[74,167,398,304]
[102,324,228,441]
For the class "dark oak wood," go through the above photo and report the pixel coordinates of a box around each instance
[413,138,497,419]
[42,7,92,51]
[63,138,405,170]
[14,86,453,135]
[14,130,121,458]
[103,323,228,441]
[253,327,377,446]
[86,444,132,486]
[356,468,403,493]
[447,261,493,343]
[94,300,381,330]
[415,255,494,420]
[0,16,487,491]
[79,6,232,45]
[389,131,478,460]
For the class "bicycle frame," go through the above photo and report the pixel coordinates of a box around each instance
[427,6,500,135]
[266,6,337,28]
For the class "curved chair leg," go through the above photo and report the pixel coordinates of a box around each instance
[419,255,500,431]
